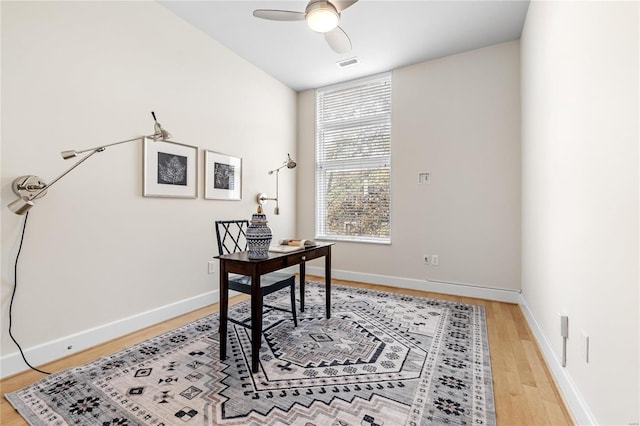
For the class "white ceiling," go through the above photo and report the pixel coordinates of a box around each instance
[159,0,530,92]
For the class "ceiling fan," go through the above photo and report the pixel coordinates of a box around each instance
[252,0,359,54]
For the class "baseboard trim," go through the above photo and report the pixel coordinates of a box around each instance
[306,267,522,303]
[518,296,597,425]
[1,290,218,379]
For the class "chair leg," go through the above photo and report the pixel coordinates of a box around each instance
[290,283,298,327]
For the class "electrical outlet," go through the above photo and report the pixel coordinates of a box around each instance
[431,255,439,266]
[423,255,430,264]
[208,260,216,274]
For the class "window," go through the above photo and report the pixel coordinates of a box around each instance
[315,73,392,243]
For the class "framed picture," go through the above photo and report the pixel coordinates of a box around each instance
[204,150,242,200]
[143,138,198,198]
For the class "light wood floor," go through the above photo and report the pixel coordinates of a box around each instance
[1,277,574,425]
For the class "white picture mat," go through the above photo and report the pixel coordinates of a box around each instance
[205,150,242,200]
[143,138,198,198]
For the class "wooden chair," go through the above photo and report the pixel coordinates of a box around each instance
[215,220,298,332]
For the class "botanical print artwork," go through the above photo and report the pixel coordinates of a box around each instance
[204,150,241,200]
[214,162,235,190]
[157,152,187,186]
[143,139,197,198]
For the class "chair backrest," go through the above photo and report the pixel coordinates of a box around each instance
[215,220,249,255]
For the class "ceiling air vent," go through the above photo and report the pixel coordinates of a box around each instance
[336,57,359,68]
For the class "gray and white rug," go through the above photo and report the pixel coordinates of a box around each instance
[6,282,495,425]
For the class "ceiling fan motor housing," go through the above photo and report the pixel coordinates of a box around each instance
[306,1,340,33]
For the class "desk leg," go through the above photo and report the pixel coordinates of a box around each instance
[325,247,331,319]
[299,261,306,312]
[219,261,228,360]
[251,271,262,374]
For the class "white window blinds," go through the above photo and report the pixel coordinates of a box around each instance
[315,73,392,243]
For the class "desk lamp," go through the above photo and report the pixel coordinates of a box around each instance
[257,154,296,215]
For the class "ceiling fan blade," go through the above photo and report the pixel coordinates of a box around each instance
[325,26,352,54]
[330,0,358,13]
[253,9,306,21]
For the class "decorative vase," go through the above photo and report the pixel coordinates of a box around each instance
[246,205,272,259]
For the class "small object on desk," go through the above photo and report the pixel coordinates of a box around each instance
[278,238,317,247]
[269,244,303,253]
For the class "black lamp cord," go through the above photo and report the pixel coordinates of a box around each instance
[9,211,51,375]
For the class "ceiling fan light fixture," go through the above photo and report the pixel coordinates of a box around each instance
[306,2,339,33]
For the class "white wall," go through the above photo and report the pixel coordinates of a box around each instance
[1,1,297,376]
[298,41,521,294]
[521,1,639,424]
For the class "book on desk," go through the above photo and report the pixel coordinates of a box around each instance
[268,238,317,253]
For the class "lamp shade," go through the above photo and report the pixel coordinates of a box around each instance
[286,154,297,169]
[8,197,35,215]
[61,150,78,159]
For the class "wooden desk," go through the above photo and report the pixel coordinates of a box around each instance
[216,242,334,373]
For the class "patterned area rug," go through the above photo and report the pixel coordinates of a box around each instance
[6,282,495,425]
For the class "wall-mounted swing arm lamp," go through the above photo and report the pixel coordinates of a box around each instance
[256,154,296,215]
[7,112,172,215]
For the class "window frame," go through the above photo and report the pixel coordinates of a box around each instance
[314,72,392,244]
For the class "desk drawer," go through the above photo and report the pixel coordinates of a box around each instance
[285,252,308,265]
[258,252,308,273]
[271,252,307,267]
